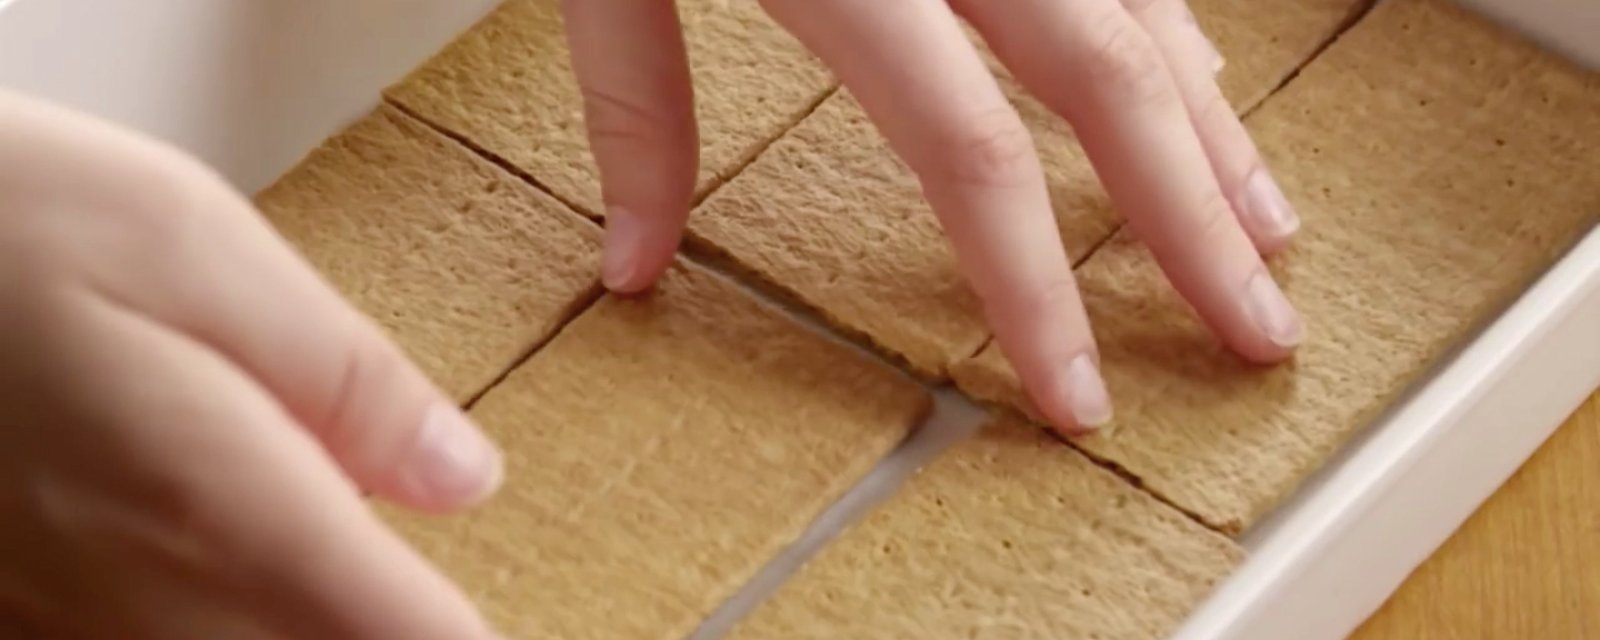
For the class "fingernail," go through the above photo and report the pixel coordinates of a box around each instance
[403,403,503,506]
[1243,167,1300,239]
[1061,354,1113,431]
[602,207,643,291]
[1245,270,1304,348]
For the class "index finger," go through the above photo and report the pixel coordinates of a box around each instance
[758,0,1110,432]
[561,0,698,294]
[30,287,499,640]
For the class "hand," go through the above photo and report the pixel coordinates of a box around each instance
[0,91,502,640]
[561,0,1305,433]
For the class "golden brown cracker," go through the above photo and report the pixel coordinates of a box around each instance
[256,104,601,402]
[689,1,1372,377]
[384,0,835,216]
[384,262,930,639]
[954,0,1600,533]
[731,416,1243,639]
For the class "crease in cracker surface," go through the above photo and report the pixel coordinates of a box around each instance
[953,0,1600,533]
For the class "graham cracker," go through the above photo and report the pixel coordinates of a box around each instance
[381,261,930,639]
[1198,0,1375,107]
[254,104,601,403]
[730,415,1244,639]
[688,1,1369,378]
[952,0,1600,533]
[383,0,834,216]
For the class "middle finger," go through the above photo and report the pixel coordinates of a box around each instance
[953,0,1304,362]
[758,0,1112,432]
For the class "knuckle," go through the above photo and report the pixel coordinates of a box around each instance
[1134,189,1236,256]
[926,108,1040,189]
[26,416,237,572]
[1188,189,1240,250]
[1189,91,1236,133]
[32,470,200,554]
[2,144,222,300]
[116,150,222,245]
[315,327,450,487]
[581,86,693,151]
[1077,14,1174,105]
[1023,277,1083,320]
[986,275,1081,330]
[319,335,413,458]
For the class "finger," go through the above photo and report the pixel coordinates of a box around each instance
[758,0,1111,431]
[951,0,1303,362]
[1145,0,1225,75]
[26,288,499,640]
[61,565,278,640]
[562,0,698,293]
[0,91,502,513]
[1129,0,1300,254]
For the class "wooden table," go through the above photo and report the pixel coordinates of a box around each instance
[1352,389,1600,638]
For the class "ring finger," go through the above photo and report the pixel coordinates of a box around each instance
[1125,0,1301,254]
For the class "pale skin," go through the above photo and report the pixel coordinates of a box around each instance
[0,0,1300,637]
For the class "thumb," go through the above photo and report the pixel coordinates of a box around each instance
[10,89,505,513]
[171,201,506,513]
[44,285,503,640]
[0,90,504,640]
[287,316,507,514]
[185,225,509,513]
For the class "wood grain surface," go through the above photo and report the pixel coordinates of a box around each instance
[1353,389,1600,639]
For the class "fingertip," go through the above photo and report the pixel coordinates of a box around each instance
[387,402,504,513]
[1061,352,1114,433]
[601,207,643,292]
[1234,268,1304,362]
[1022,349,1113,437]
[602,206,681,294]
[1238,167,1301,254]
[1159,253,1303,367]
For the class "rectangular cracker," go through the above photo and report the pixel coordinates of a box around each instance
[255,104,601,402]
[730,415,1244,639]
[381,261,930,639]
[953,0,1600,533]
[384,0,835,215]
[688,1,1370,378]
[1199,0,1374,107]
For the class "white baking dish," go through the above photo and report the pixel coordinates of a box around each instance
[3,1,1594,638]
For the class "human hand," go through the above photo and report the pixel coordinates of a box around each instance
[0,90,503,639]
[561,0,1304,433]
